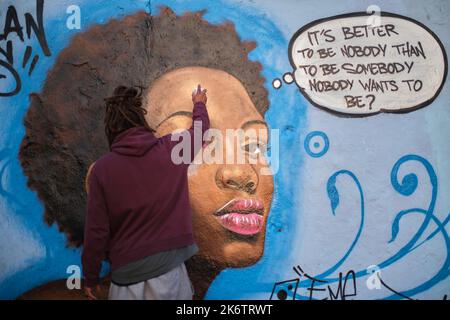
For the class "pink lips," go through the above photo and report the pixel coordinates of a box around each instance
[214,199,264,236]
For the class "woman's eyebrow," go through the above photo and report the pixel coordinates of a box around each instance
[156,111,193,129]
[241,119,268,130]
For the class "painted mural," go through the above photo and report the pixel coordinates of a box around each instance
[0,0,449,300]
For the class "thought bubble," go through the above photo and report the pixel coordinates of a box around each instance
[274,12,448,116]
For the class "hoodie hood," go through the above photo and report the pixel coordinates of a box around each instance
[111,127,158,156]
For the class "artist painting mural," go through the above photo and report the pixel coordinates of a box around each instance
[18,8,273,299]
[0,0,449,300]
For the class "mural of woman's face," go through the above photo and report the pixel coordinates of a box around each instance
[145,67,274,267]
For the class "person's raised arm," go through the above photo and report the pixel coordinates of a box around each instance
[162,84,210,163]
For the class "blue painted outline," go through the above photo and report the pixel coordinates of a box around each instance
[304,131,329,158]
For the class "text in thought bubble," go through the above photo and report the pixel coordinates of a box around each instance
[274,12,448,116]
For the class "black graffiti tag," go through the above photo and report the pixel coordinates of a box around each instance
[0,0,51,97]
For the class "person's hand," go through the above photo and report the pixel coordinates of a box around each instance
[84,285,101,300]
[192,84,207,104]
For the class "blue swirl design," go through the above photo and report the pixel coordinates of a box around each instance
[304,131,329,158]
[292,154,449,300]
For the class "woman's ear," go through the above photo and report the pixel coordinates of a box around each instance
[85,162,96,194]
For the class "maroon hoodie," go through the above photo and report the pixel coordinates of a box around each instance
[82,102,210,287]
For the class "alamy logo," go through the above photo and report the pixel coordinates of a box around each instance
[366,265,382,290]
[66,5,81,30]
[66,265,81,290]
[169,122,279,175]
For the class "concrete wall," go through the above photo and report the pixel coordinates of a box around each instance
[0,0,448,299]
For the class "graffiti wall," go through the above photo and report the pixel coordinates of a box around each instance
[0,0,448,300]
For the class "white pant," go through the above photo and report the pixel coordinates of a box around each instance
[108,263,194,300]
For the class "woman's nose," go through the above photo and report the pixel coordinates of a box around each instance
[215,164,258,194]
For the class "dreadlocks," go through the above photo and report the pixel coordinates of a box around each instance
[104,86,153,147]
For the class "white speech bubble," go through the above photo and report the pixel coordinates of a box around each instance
[283,12,447,116]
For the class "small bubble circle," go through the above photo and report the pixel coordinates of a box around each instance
[272,78,282,89]
[304,131,330,158]
[283,72,294,84]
